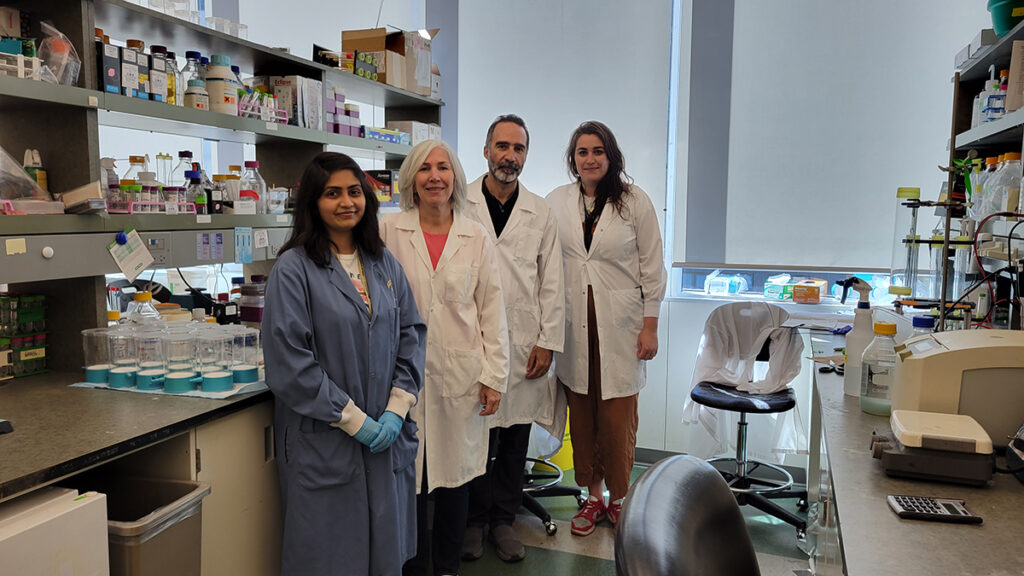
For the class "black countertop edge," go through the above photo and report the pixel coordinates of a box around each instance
[0,389,272,501]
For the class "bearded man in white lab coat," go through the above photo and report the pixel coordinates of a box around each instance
[461,115,565,563]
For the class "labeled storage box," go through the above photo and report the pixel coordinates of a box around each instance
[793,279,828,304]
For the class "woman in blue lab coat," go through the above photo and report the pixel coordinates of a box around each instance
[263,152,427,576]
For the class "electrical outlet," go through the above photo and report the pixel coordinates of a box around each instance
[143,232,172,267]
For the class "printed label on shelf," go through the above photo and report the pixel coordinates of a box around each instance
[165,201,179,215]
[19,348,45,361]
[88,96,98,107]
[196,214,211,224]
[4,238,26,255]
[235,227,253,264]
[106,228,154,282]
[253,229,269,249]
[276,215,289,223]
[265,122,278,131]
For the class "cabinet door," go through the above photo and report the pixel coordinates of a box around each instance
[193,400,281,576]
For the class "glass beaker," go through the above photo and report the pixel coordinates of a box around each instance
[229,326,260,383]
[136,329,165,372]
[889,187,923,299]
[107,328,138,388]
[82,328,112,383]
[197,330,232,374]
[162,328,197,375]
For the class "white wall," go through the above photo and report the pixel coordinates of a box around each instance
[723,1,991,269]
[456,0,672,233]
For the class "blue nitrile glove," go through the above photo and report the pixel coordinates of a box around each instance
[353,417,382,448]
[370,411,404,454]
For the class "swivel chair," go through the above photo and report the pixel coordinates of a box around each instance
[615,454,760,576]
[521,457,584,535]
[688,303,808,537]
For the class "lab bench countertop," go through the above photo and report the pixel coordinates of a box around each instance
[0,372,271,502]
[816,369,1024,576]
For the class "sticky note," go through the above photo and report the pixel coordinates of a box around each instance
[5,238,26,255]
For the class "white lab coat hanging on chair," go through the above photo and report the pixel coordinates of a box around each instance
[682,302,808,462]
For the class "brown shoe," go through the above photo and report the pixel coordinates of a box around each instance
[490,524,525,563]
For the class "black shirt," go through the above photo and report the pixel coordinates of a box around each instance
[482,176,519,238]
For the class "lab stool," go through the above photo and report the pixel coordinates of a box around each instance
[689,381,808,538]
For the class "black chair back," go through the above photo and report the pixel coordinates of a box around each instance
[615,455,761,576]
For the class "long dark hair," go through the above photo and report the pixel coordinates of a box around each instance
[279,152,383,266]
[565,121,633,217]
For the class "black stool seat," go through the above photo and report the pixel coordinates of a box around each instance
[690,381,796,414]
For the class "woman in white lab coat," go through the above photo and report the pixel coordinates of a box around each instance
[547,121,666,536]
[380,139,510,576]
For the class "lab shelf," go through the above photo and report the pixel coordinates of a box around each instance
[958,19,1024,83]
[0,75,99,110]
[954,107,1024,151]
[94,0,443,109]
[0,214,293,236]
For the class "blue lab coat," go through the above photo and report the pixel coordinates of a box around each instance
[263,246,426,576]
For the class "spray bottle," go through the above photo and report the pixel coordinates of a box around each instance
[837,277,873,397]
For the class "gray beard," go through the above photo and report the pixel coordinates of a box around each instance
[488,162,521,184]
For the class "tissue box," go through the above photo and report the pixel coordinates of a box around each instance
[763,282,794,301]
[793,279,828,304]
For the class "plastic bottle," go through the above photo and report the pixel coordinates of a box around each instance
[184,79,209,111]
[241,160,267,214]
[126,292,162,323]
[860,322,898,416]
[170,150,194,188]
[839,277,873,397]
[206,54,241,115]
[181,50,202,88]
[100,157,119,190]
[185,170,206,213]
[994,153,1022,214]
[122,155,148,182]
[911,315,934,336]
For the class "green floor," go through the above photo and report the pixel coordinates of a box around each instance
[460,463,808,575]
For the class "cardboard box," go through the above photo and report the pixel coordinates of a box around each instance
[793,279,828,304]
[366,169,395,203]
[271,75,323,129]
[430,63,441,100]
[97,42,120,94]
[387,120,430,145]
[59,180,105,212]
[428,123,441,141]
[970,29,998,58]
[955,44,971,69]
[1007,41,1024,112]
[342,27,436,94]
[365,127,402,143]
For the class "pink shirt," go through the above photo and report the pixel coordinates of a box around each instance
[423,231,448,270]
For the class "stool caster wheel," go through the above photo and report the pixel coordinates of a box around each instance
[545,521,558,535]
[797,498,808,512]
[575,495,586,509]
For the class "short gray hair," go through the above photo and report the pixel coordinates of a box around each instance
[398,139,468,213]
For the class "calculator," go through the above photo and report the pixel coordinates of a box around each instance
[887,495,983,524]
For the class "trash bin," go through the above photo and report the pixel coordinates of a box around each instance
[549,407,574,471]
[63,474,210,576]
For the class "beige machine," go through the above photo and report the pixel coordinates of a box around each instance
[892,330,1024,447]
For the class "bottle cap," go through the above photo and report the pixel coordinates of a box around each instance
[185,50,202,60]
[213,174,228,182]
[1001,69,1010,76]
[217,293,229,302]
[912,316,935,329]
[178,150,193,158]
[229,165,242,172]
[167,51,176,59]
[134,291,153,302]
[896,187,920,199]
[232,277,245,285]
[210,54,231,67]
[126,39,145,51]
[244,160,259,168]
[185,170,201,180]
[231,65,240,75]
[986,157,998,165]
[129,155,146,164]
[150,45,167,55]
[107,310,120,322]
[873,322,897,335]
[200,56,210,65]
[251,274,266,283]
[188,79,206,88]
[94,27,104,38]
[1007,152,1022,161]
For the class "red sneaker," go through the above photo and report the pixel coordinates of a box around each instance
[607,498,624,528]
[571,497,606,536]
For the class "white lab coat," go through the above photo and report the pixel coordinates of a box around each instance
[546,183,667,400]
[682,302,807,461]
[381,209,510,491]
[465,176,565,429]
